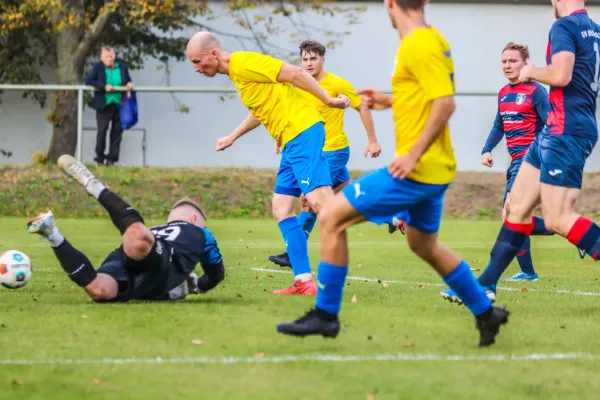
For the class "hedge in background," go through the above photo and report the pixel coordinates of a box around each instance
[3,164,600,220]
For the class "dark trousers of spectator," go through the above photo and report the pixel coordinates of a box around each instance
[95,104,123,164]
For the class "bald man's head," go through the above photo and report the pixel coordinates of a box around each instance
[187,31,226,77]
[188,31,222,52]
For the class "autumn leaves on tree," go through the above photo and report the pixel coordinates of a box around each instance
[0,0,363,162]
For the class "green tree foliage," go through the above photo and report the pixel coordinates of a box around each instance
[0,0,364,162]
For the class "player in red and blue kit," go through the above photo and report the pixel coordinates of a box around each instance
[441,1,600,305]
[387,46,552,248]
[480,42,555,283]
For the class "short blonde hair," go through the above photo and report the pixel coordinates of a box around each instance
[503,42,530,61]
[171,196,206,220]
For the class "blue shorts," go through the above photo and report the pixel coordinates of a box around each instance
[504,159,523,201]
[274,122,332,197]
[323,147,351,189]
[343,167,448,234]
[387,211,409,226]
[524,132,597,189]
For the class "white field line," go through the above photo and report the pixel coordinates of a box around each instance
[220,241,579,248]
[250,268,600,298]
[0,352,597,366]
[28,267,600,298]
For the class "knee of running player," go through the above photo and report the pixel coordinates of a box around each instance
[406,229,460,274]
[317,196,348,237]
[406,230,437,263]
[304,185,335,214]
[300,195,313,213]
[85,274,119,302]
[504,193,534,224]
[122,223,155,261]
[271,193,297,222]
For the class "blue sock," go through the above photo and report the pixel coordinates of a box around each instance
[478,222,530,286]
[567,217,600,260]
[315,261,348,315]
[278,217,311,276]
[516,236,536,275]
[531,217,553,236]
[297,211,317,239]
[443,260,491,316]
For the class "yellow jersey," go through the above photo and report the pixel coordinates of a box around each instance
[228,51,324,149]
[307,72,362,152]
[392,26,457,185]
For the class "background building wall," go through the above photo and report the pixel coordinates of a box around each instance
[1,2,599,173]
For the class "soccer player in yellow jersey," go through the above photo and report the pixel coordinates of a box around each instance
[268,40,382,271]
[186,32,350,296]
[278,0,510,347]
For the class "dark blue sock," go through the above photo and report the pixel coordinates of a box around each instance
[531,217,553,236]
[567,217,600,260]
[315,261,348,315]
[516,236,536,275]
[297,211,317,239]
[478,222,530,286]
[278,217,311,276]
[443,260,491,316]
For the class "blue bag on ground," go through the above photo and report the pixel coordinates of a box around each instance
[120,92,138,130]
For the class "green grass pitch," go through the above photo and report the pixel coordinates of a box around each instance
[1,217,599,399]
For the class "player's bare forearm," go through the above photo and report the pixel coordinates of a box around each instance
[276,64,333,106]
[408,96,455,160]
[379,94,393,109]
[357,103,378,143]
[530,65,569,87]
[358,88,392,110]
[528,52,575,87]
[292,72,333,106]
[231,112,261,140]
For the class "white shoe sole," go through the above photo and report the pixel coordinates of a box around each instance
[57,154,95,188]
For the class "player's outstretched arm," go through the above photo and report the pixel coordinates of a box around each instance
[216,112,261,151]
[276,64,349,109]
[357,102,382,157]
[196,261,225,293]
[357,88,393,110]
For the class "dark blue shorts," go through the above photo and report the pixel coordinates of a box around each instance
[274,122,332,197]
[343,167,448,234]
[97,239,189,302]
[524,132,596,189]
[504,159,523,201]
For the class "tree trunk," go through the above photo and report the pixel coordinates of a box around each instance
[47,12,86,163]
[47,89,79,162]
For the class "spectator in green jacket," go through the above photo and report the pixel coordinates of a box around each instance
[85,46,134,166]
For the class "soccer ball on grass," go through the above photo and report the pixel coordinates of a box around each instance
[0,250,32,289]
